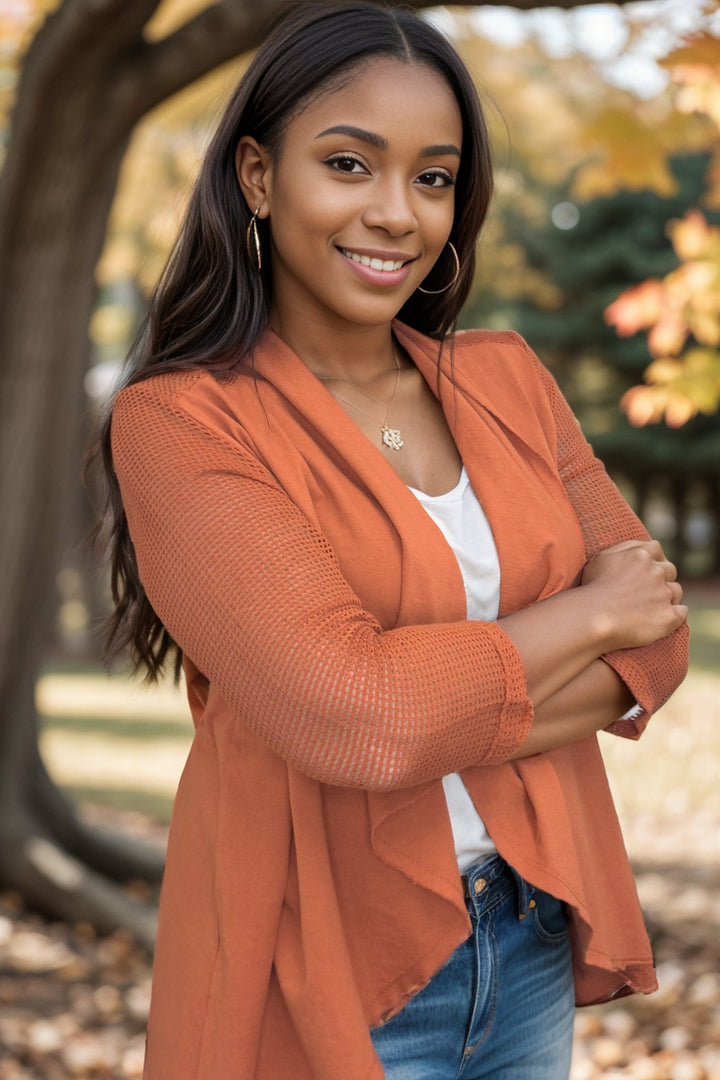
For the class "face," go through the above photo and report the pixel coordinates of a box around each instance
[239,58,463,336]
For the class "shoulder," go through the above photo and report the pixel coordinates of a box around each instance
[111,367,272,477]
[397,321,548,385]
[111,365,259,446]
[451,328,562,405]
[450,327,543,371]
[113,366,241,423]
[110,365,275,489]
[451,327,529,351]
[447,328,559,409]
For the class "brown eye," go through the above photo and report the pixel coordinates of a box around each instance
[417,170,454,188]
[326,154,366,174]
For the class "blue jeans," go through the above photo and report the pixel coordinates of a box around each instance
[370,854,575,1080]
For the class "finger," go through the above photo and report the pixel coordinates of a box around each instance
[661,559,679,583]
[672,603,689,626]
[630,538,670,562]
[667,581,683,604]
[639,539,665,562]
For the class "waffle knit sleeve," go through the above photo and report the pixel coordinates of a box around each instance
[516,337,690,738]
[111,377,533,790]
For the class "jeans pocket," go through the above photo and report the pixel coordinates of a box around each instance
[531,888,570,943]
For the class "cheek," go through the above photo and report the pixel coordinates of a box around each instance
[424,197,456,249]
[269,182,352,252]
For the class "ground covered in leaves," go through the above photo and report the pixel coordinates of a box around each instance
[0,819,717,1079]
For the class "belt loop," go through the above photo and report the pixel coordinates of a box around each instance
[509,865,533,920]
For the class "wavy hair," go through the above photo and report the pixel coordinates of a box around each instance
[93,0,495,679]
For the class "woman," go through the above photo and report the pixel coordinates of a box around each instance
[99,3,689,1078]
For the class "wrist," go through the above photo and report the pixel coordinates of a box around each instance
[580,581,624,655]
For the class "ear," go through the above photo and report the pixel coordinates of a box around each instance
[235,136,272,219]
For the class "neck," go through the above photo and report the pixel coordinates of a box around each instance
[267,308,401,384]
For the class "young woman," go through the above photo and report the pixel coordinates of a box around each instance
[99,4,689,1078]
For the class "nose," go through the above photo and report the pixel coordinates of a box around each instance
[361,175,417,236]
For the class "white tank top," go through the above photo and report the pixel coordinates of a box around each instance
[408,466,500,871]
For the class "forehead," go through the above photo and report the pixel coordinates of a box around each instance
[284,57,463,150]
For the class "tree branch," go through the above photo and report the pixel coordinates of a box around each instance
[117,0,645,126]
[0,822,158,951]
[115,0,286,124]
[32,755,166,885]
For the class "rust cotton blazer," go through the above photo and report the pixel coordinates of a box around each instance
[111,324,689,1080]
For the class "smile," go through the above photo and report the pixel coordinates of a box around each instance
[339,248,408,272]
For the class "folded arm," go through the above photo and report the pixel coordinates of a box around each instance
[112,356,688,790]
[510,338,689,750]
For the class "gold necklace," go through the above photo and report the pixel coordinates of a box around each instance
[320,355,404,451]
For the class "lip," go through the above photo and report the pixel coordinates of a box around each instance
[337,246,417,287]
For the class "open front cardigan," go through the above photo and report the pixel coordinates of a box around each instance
[111,324,689,1080]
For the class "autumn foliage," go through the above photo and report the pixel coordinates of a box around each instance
[605,30,720,426]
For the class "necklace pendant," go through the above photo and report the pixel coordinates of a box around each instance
[382,426,404,451]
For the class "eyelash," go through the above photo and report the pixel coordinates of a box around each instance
[324,154,455,188]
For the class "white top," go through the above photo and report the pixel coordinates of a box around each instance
[408,467,500,871]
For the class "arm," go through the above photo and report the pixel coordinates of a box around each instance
[499,536,685,756]
[516,337,689,739]
[512,660,633,759]
[498,538,684,708]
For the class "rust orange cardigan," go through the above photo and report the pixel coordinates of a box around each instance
[111,324,688,1080]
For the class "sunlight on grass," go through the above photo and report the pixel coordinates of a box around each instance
[41,729,191,794]
[600,669,720,867]
[36,672,190,722]
[37,670,193,818]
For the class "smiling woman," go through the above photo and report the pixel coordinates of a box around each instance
[93,3,689,1079]
[234,57,462,352]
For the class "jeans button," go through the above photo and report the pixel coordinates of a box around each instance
[473,877,487,895]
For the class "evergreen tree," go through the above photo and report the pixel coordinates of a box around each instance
[464,154,720,574]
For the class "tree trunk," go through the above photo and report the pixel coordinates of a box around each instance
[0,0,662,945]
[0,0,174,945]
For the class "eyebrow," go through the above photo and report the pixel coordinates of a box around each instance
[315,125,461,158]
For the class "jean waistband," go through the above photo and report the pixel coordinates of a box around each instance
[461,853,535,920]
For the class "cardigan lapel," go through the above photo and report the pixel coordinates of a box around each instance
[394,323,586,617]
[247,329,469,629]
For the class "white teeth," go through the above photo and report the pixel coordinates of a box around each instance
[341,249,405,272]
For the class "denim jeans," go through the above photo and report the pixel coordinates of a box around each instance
[370,854,575,1080]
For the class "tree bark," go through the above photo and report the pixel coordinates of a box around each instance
[0,0,663,945]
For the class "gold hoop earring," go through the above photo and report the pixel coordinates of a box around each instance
[246,206,262,272]
[417,242,460,295]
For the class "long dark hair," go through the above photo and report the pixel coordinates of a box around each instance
[94,0,494,680]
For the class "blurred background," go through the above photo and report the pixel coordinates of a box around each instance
[0,0,718,1076]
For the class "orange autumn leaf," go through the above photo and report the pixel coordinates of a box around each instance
[647,311,689,357]
[664,394,699,427]
[660,32,720,126]
[620,385,668,427]
[604,280,666,336]
[660,31,720,74]
[621,348,720,425]
[670,208,713,259]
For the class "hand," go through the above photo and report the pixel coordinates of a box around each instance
[580,540,687,652]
